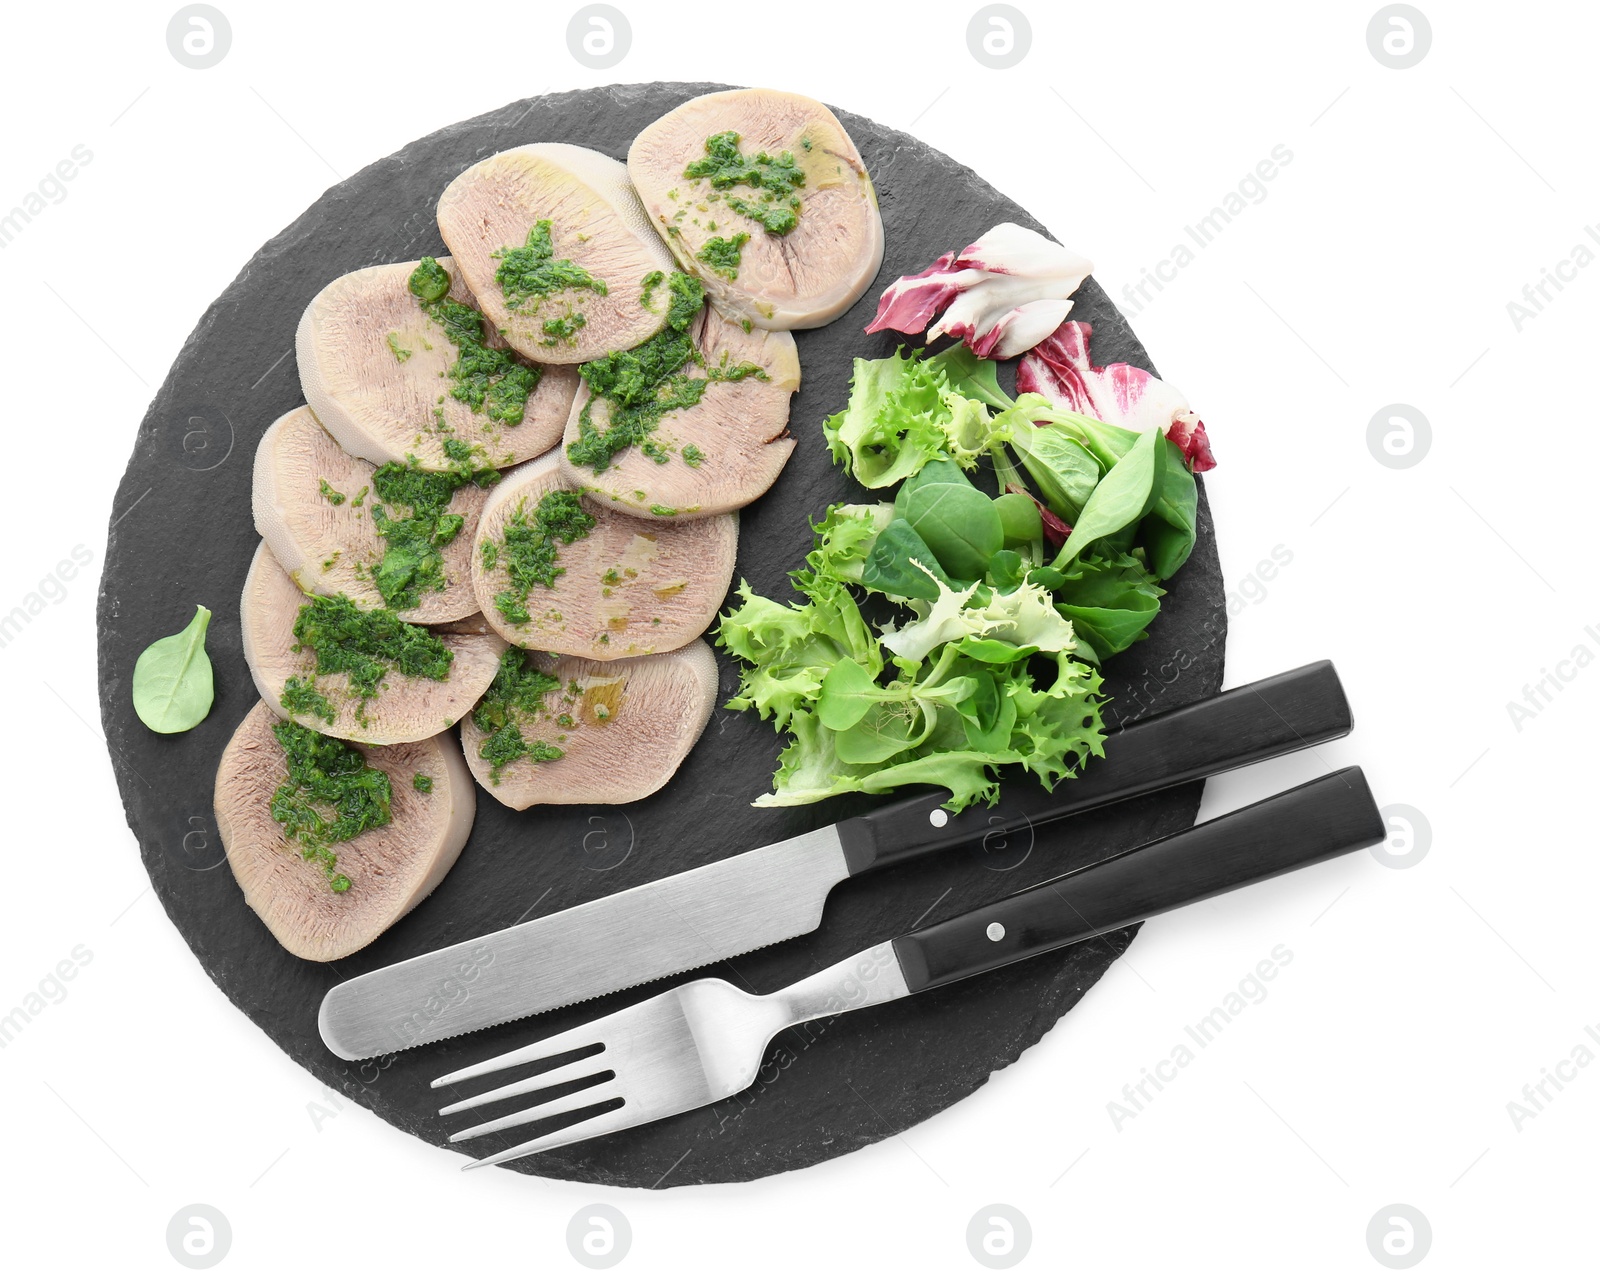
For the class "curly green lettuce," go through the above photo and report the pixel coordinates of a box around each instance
[822,349,990,487]
[717,516,1106,813]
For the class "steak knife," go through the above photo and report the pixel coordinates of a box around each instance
[319,661,1352,1059]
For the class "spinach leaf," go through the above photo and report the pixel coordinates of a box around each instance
[1061,412,1141,470]
[1052,427,1163,569]
[903,482,1004,581]
[892,456,969,519]
[986,549,1026,590]
[861,519,954,600]
[132,605,215,734]
[954,669,1015,753]
[1139,436,1199,579]
[1009,425,1103,523]
[992,492,1043,547]
[817,661,877,729]
[925,344,1012,411]
[1053,551,1165,660]
[1058,599,1161,661]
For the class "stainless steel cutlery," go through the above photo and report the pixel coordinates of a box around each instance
[435,766,1383,1168]
[320,661,1354,1059]
[309,659,1380,1173]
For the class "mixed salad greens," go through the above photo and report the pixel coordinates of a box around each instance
[717,336,1206,812]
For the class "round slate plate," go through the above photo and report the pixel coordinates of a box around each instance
[96,83,1225,1188]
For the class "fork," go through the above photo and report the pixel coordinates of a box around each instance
[435,767,1383,1169]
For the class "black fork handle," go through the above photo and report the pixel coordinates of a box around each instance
[837,661,1352,876]
[893,767,1383,993]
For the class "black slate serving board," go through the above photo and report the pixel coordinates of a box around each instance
[95,83,1225,1187]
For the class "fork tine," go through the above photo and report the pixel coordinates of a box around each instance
[449,1080,623,1143]
[432,1020,604,1088]
[461,1103,643,1171]
[438,1053,614,1117]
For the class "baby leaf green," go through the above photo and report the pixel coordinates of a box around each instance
[861,520,954,600]
[1009,426,1102,523]
[892,457,969,519]
[955,670,1015,753]
[925,344,1012,411]
[986,549,1026,590]
[904,482,1004,581]
[817,661,878,729]
[1055,551,1165,660]
[132,605,215,734]
[834,701,935,765]
[1140,436,1199,579]
[1052,428,1163,569]
[992,493,1043,547]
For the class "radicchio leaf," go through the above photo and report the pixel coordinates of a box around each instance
[1018,320,1217,472]
[866,223,1093,360]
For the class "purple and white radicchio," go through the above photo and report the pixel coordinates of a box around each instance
[865,223,1094,360]
[1018,321,1216,472]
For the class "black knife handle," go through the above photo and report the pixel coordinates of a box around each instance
[835,661,1352,877]
[891,767,1382,993]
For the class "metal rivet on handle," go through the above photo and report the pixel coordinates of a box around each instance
[929,809,949,828]
[986,923,1005,942]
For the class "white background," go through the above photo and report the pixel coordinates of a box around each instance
[1,1,1591,1269]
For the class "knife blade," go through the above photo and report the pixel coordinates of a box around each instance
[319,824,848,1059]
[319,660,1353,1059]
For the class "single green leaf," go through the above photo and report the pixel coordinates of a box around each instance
[132,605,215,734]
[834,702,931,764]
[817,661,878,729]
[1140,436,1199,579]
[1052,409,1141,469]
[1048,541,1165,661]
[1008,426,1103,523]
[892,457,969,520]
[904,482,1004,581]
[957,673,1017,753]
[925,344,1012,411]
[1052,428,1163,569]
[852,749,1006,809]
[1057,599,1160,660]
[860,520,954,600]
[986,548,1026,590]
[992,493,1043,546]
[956,637,1040,664]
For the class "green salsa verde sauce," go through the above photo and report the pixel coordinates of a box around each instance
[565,272,764,475]
[696,232,749,281]
[472,648,575,783]
[492,220,609,348]
[288,594,454,723]
[638,269,665,311]
[368,439,499,611]
[407,257,543,425]
[269,720,394,893]
[681,131,806,277]
[280,676,335,724]
[490,490,599,625]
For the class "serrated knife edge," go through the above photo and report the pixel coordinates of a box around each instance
[318,825,849,1060]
